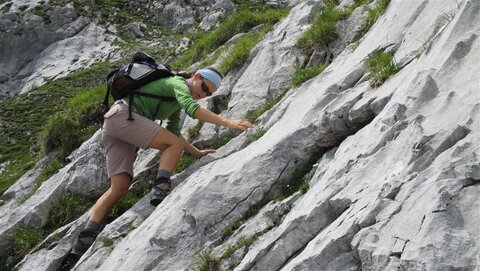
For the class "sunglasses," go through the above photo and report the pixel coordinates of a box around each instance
[201,79,213,97]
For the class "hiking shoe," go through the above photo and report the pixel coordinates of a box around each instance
[71,230,97,256]
[149,177,171,207]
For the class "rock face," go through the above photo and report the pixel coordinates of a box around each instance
[0,1,114,99]
[2,0,479,270]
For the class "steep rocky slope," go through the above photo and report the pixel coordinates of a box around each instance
[0,0,237,99]
[0,0,478,270]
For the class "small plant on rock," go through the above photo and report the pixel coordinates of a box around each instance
[291,63,326,87]
[193,249,220,271]
[365,0,390,30]
[243,128,268,147]
[364,50,399,87]
[188,122,204,139]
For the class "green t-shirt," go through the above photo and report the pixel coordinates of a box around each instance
[130,76,200,136]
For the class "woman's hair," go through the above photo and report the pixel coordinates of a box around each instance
[176,67,223,80]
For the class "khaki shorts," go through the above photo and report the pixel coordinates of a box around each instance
[102,103,162,179]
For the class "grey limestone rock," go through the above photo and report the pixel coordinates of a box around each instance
[6,0,480,270]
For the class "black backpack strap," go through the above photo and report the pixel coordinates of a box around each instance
[127,94,135,121]
[103,69,119,112]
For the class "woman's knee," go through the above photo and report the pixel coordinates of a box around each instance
[110,173,131,198]
[148,129,184,150]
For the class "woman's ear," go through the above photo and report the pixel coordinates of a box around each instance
[192,72,201,79]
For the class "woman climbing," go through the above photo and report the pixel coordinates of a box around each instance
[72,67,253,255]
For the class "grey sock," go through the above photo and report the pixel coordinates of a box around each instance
[84,220,100,232]
[157,169,171,180]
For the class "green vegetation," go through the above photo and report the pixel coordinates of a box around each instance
[277,150,324,201]
[4,193,96,268]
[222,197,271,241]
[101,237,114,247]
[18,5,28,12]
[299,181,310,194]
[12,227,45,257]
[107,188,149,222]
[32,5,51,24]
[365,0,390,30]
[46,195,96,229]
[293,0,378,86]
[1,2,13,13]
[291,63,326,87]
[218,26,271,74]
[296,0,350,55]
[18,157,65,204]
[364,50,399,87]
[245,92,286,123]
[243,128,268,147]
[188,122,204,139]
[173,8,289,70]
[214,133,234,149]
[38,85,105,160]
[0,61,114,195]
[193,249,220,271]
[174,154,198,174]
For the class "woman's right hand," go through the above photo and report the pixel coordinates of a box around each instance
[226,119,254,131]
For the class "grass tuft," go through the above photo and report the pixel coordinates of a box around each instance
[296,1,350,55]
[188,122,204,139]
[365,0,390,30]
[46,195,96,229]
[12,227,46,257]
[218,26,271,74]
[291,63,326,87]
[193,249,220,271]
[243,128,268,147]
[245,92,286,123]
[101,237,114,247]
[174,154,198,174]
[173,8,289,70]
[364,50,399,87]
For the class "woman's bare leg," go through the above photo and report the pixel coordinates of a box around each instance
[147,128,185,173]
[88,173,131,224]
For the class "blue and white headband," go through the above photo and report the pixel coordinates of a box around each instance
[197,69,222,89]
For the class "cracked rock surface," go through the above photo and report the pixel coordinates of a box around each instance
[2,0,479,270]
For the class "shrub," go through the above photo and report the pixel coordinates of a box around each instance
[38,85,104,160]
[364,50,398,87]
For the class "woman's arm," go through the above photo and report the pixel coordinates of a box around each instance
[193,107,253,131]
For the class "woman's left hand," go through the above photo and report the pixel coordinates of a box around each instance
[195,148,216,158]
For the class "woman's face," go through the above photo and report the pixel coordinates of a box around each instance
[190,73,217,100]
